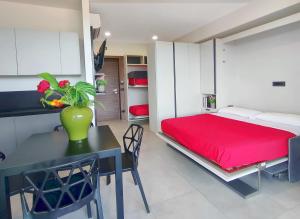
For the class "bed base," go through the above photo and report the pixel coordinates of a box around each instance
[157,132,288,199]
[288,136,300,182]
[222,164,264,198]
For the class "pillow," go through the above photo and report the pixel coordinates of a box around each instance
[218,107,262,119]
[255,113,300,127]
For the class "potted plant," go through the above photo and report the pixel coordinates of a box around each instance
[37,72,96,141]
[96,79,108,93]
[208,95,216,109]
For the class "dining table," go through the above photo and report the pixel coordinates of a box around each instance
[0,125,124,219]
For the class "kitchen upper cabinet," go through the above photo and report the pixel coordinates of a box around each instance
[60,32,81,75]
[0,28,18,75]
[0,28,81,76]
[16,29,61,75]
[200,39,215,94]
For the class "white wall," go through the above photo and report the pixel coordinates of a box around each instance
[218,21,300,114]
[178,0,300,42]
[93,41,147,56]
[0,1,85,91]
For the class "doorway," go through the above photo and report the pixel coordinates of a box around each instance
[95,57,125,124]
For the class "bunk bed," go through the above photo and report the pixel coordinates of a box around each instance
[129,104,149,120]
[128,78,148,86]
[128,71,148,87]
[127,68,149,121]
[158,111,300,198]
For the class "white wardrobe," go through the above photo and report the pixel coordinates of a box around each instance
[148,41,202,133]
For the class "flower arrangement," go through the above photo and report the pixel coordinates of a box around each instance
[37,72,96,108]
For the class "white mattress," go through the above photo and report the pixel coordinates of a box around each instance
[215,112,300,136]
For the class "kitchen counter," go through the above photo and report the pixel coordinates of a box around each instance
[0,90,61,156]
[0,90,62,118]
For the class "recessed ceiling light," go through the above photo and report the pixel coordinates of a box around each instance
[104,31,111,37]
[152,35,158,40]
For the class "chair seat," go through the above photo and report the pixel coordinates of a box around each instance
[34,172,92,212]
[99,153,134,175]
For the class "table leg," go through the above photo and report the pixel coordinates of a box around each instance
[114,151,124,219]
[0,175,12,219]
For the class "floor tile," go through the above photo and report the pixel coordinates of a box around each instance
[9,120,300,219]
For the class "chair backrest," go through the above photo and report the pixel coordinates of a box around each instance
[123,124,144,167]
[21,155,98,217]
[0,151,5,161]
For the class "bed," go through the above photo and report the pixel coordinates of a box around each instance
[129,104,149,117]
[158,109,300,198]
[128,71,148,86]
[128,78,148,86]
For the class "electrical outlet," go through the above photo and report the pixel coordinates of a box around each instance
[272,81,286,87]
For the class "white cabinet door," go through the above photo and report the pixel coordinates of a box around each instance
[175,42,201,117]
[200,39,215,94]
[148,41,175,132]
[0,28,18,75]
[60,32,81,75]
[16,29,61,75]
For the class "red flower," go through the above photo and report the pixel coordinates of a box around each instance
[49,99,64,108]
[37,80,50,93]
[58,80,70,88]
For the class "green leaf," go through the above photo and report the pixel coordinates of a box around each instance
[94,100,105,109]
[38,72,59,90]
[75,81,96,97]
[44,89,54,99]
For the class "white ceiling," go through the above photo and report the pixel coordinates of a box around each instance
[0,0,81,10]
[91,0,253,43]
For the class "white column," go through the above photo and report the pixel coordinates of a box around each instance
[81,0,96,123]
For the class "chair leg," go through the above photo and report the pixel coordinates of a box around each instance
[87,202,92,218]
[131,170,138,185]
[95,193,104,219]
[132,170,150,213]
[95,177,104,219]
[106,175,111,185]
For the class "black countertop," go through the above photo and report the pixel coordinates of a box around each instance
[0,108,62,118]
[0,90,62,118]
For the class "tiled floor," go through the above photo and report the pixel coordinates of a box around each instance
[10,120,300,219]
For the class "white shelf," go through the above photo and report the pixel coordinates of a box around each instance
[129,115,149,121]
[125,55,149,122]
[127,64,147,67]
[128,85,148,88]
[222,12,300,43]
[96,92,106,96]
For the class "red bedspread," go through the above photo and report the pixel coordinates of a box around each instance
[129,104,149,116]
[128,78,148,86]
[161,114,295,169]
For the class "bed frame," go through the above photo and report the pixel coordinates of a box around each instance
[157,132,300,198]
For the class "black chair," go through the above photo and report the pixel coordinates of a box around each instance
[99,124,150,213]
[20,155,103,219]
[54,123,94,132]
[0,151,5,161]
